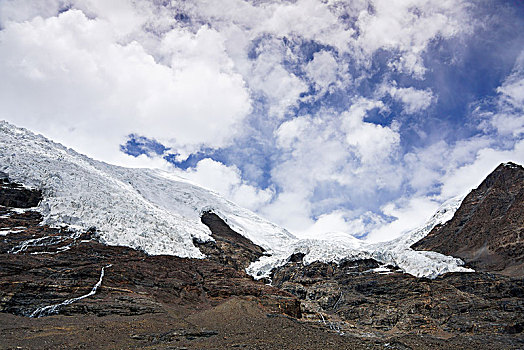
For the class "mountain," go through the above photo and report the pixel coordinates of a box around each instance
[1,121,523,349]
[0,121,471,279]
[413,162,524,277]
[0,122,295,259]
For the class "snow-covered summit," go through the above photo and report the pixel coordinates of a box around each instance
[0,121,295,259]
[0,121,472,278]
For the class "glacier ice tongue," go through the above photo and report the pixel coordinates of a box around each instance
[0,121,295,259]
[1,121,473,279]
[247,196,474,280]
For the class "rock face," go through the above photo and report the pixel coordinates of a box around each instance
[271,256,524,341]
[0,177,41,208]
[0,177,403,349]
[196,211,266,271]
[1,172,524,349]
[0,178,299,320]
[413,162,524,277]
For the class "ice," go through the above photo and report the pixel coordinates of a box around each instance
[247,196,473,280]
[30,264,111,318]
[0,121,295,260]
[0,227,25,236]
[1,121,473,279]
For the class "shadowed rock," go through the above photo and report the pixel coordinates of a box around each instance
[0,177,41,208]
[412,162,524,277]
[196,211,266,271]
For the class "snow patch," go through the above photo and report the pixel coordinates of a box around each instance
[30,264,111,318]
[0,227,26,235]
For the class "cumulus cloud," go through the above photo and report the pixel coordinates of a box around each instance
[171,158,275,212]
[488,51,524,137]
[342,99,400,163]
[355,0,472,78]
[366,196,441,243]
[0,0,521,244]
[266,100,403,235]
[0,8,251,163]
[249,49,308,118]
[386,84,435,114]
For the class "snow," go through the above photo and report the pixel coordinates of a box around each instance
[503,162,520,169]
[247,196,473,279]
[0,227,26,235]
[0,121,295,259]
[1,121,472,279]
[30,264,111,318]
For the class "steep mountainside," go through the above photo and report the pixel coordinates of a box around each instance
[1,175,523,349]
[0,121,472,279]
[413,162,524,277]
[1,121,524,348]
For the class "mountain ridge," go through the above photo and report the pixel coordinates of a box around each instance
[0,120,472,279]
[1,170,523,349]
[413,162,524,277]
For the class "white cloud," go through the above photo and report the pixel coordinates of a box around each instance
[342,99,400,164]
[440,140,524,199]
[0,9,251,163]
[497,51,524,108]
[73,0,148,37]
[387,84,435,114]
[0,0,66,26]
[367,136,524,244]
[305,51,337,89]
[298,209,383,241]
[173,158,275,212]
[261,0,353,53]
[249,50,308,119]
[267,101,403,235]
[0,0,518,247]
[355,0,471,77]
[489,51,524,137]
[260,191,314,233]
[366,196,441,243]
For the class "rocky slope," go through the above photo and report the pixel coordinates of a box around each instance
[0,121,472,279]
[413,162,524,277]
[1,121,523,349]
[271,256,524,340]
[1,174,524,349]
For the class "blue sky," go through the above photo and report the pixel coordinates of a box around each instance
[1,0,523,241]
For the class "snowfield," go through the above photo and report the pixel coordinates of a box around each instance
[0,121,472,278]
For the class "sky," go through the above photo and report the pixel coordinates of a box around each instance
[1,0,523,242]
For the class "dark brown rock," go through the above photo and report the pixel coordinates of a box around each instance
[0,177,41,208]
[2,174,524,349]
[196,211,266,271]
[412,162,524,277]
[271,258,524,346]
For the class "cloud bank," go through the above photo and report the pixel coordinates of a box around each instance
[1,0,523,242]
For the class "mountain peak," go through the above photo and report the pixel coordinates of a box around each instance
[0,121,472,279]
[413,161,524,276]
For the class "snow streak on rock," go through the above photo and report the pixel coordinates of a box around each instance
[30,264,111,318]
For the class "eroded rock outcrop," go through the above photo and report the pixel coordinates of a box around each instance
[1,174,524,349]
[413,162,524,277]
[0,177,300,320]
[196,211,266,271]
[271,256,524,340]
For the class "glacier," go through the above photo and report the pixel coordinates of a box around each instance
[0,121,472,279]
